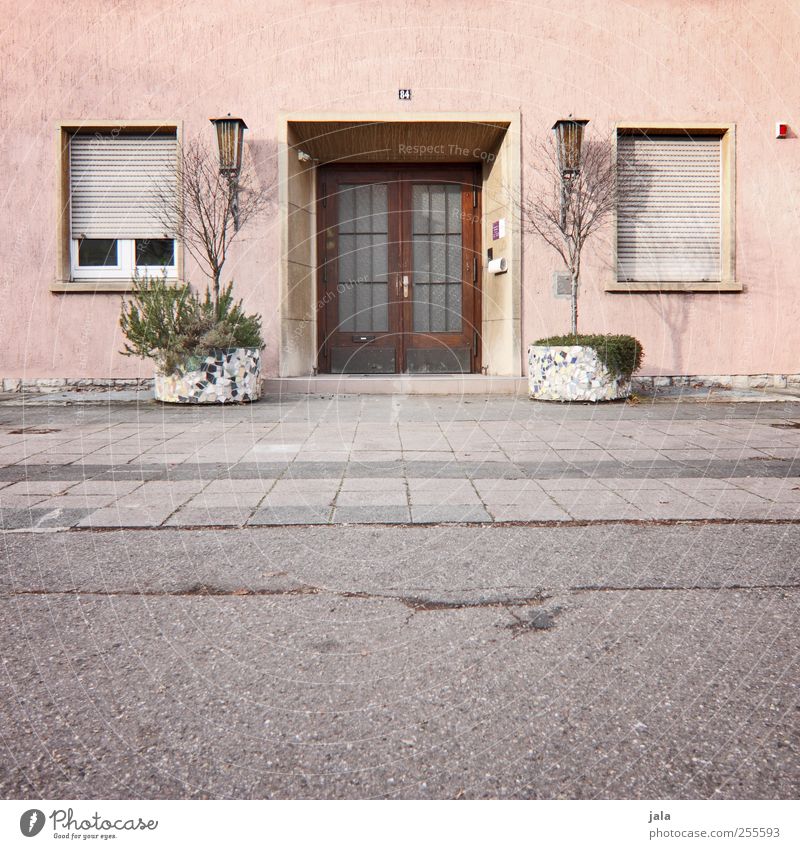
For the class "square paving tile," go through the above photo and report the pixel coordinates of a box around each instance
[165,508,253,526]
[200,478,275,494]
[183,492,265,509]
[339,477,407,492]
[127,485,205,506]
[35,494,119,509]
[664,478,738,493]
[408,490,483,507]
[553,486,629,501]
[601,477,674,490]
[269,479,340,494]
[409,477,479,494]
[280,464,347,479]
[564,506,647,520]
[335,491,407,507]
[410,505,492,524]
[734,479,800,499]
[635,505,731,520]
[332,506,411,524]
[259,493,335,507]
[2,480,72,495]
[1,507,91,529]
[614,488,688,504]
[0,494,48,508]
[762,503,800,519]
[74,509,168,528]
[487,504,572,522]
[343,463,404,478]
[248,506,332,525]
[691,490,770,507]
[296,451,351,463]
[65,479,143,496]
[537,478,606,491]
[402,451,456,462]
[113,491,195,511]
[475,488,551,507]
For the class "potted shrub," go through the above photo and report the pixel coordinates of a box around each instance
[521,121,643,401]
[120,275,263,403]
[528,333,642,402]
[119,133,271,404]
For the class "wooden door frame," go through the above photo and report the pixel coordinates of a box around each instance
[316,163,482,374]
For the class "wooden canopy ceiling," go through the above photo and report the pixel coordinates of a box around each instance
[288,120,509,164]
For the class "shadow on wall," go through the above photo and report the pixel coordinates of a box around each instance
[245,137,279,201]
[641,293,694,377]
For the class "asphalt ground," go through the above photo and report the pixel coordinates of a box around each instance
[1,523,797,799]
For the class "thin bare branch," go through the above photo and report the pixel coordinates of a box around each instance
[153,135,273,309]
[517,130,624,334]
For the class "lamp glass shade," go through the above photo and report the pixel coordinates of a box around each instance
[552,119,589,174]
[210,115,248,173]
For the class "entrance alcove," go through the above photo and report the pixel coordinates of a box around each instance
[276,113,521,389]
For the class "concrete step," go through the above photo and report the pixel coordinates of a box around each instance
[263,374,528,396]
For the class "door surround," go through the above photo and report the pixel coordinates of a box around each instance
[277,112,522,378]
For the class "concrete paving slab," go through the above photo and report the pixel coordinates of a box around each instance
[339,477,407,491]
[487,505,573,522]
[164,508,252,526]
[333,506,412,524]
[65,479,144,495]
[2,507,92,529]
[336,491,408,507]
[202,478,276,494]
[410,506,492,523]
[248,506,332,525]
[0,494,48,508]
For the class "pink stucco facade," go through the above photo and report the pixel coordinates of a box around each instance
[1,0,798,384]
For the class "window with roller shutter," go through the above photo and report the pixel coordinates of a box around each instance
[614,129,736,290]
[68,130,178,280]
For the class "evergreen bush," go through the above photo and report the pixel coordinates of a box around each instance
[120,274,263,375]
[532,333,644,379]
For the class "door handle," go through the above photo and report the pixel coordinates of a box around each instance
[402,275,409,299]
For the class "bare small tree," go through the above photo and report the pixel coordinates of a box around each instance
[155,136,271,314]
[520,131,620,335]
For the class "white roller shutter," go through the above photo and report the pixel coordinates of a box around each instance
[69,133,177,239]
[617,134,722,282]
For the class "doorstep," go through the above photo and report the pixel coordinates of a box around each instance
[262,374,528,396]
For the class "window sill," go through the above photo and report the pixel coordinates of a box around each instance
[52,279,137,293]
[51,278,178,293]
[605,280,742,293]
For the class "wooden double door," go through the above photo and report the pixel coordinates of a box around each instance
[317,166,481,374]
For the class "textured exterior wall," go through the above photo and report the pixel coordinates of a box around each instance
[1,0,798,380]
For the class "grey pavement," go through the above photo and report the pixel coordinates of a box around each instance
[1,395,799,799]
[2,395,800,528]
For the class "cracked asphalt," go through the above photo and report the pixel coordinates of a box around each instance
[2,523,798,799]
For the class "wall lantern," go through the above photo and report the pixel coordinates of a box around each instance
[552,118,589,176]
[210,114,248,230]
[210,114,248,174]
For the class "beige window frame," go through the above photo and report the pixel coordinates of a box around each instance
[53,120,183,293]
[607,122,738,293]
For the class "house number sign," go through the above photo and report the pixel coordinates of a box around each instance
[398,89,412,100]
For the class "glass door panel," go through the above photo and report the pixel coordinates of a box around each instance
[337,183,389,333]
[411,184,463,333]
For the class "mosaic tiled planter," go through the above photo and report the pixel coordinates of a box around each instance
[154,348,262,404]
[528,344,631,402]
